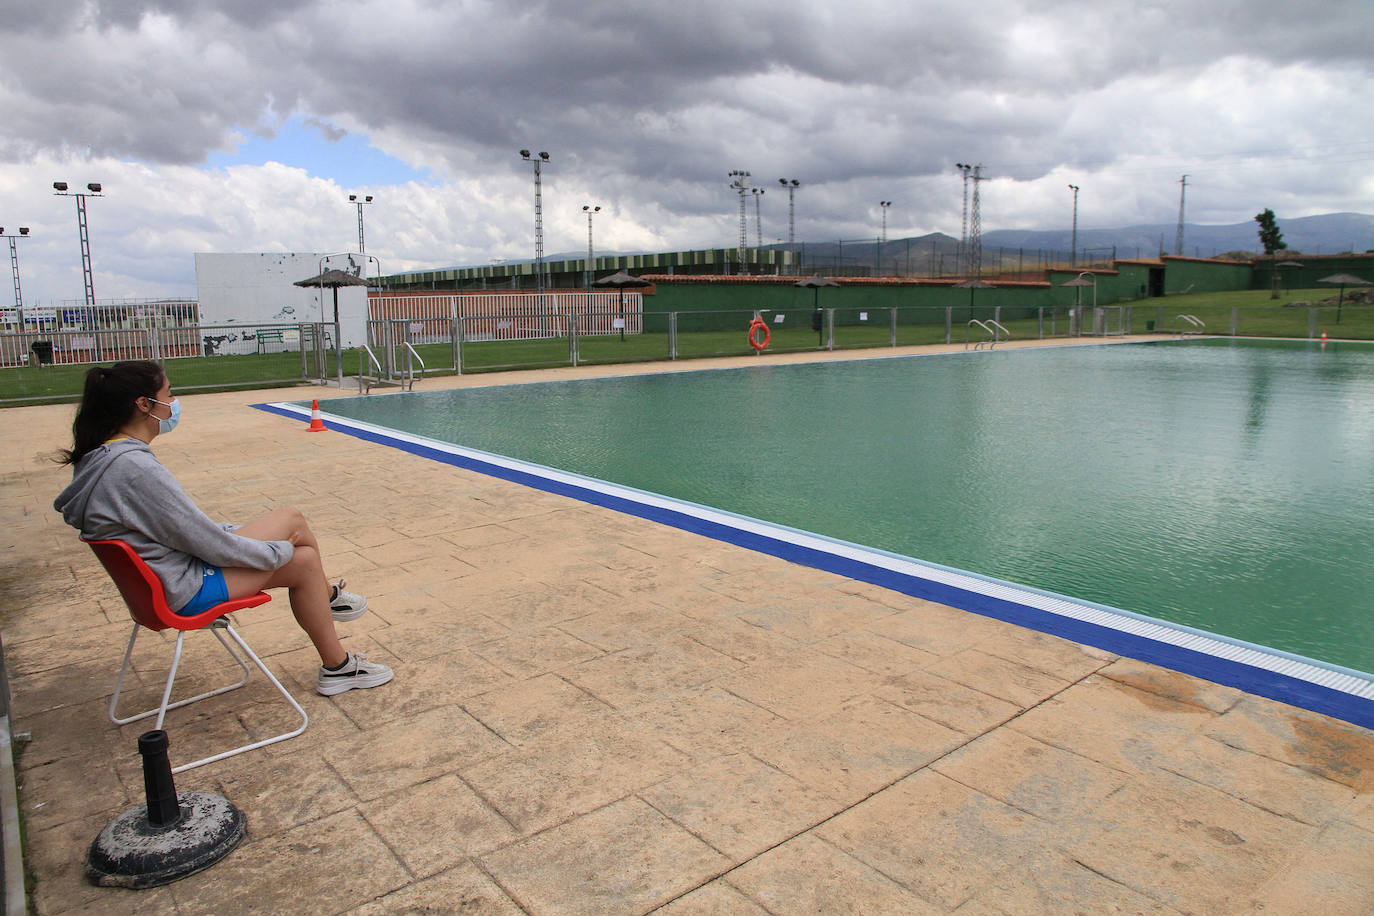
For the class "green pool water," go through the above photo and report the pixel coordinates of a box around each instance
[315,339,1374,674]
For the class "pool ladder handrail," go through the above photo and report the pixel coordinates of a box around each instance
[400,341,426,391]
[1176,314,1206,337]
[358,342,425,394]
[966,319,1008,350]
[359,345,385,394]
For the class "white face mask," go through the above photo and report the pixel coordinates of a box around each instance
[148,397,181,434]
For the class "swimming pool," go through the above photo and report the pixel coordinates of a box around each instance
[262,339,1374,724]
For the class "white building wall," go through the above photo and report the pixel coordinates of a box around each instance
[193,252,369,347]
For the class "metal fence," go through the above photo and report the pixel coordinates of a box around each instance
[2,302,1367,403]
[0,322,331,398]
[369,291,643,340]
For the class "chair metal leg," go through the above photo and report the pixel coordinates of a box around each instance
[170,623,309,773]
[109,620,252,727]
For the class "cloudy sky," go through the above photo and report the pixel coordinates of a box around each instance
[3,0,1372,305]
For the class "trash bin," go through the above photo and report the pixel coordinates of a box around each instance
[30,341,54,365]
[1146,320,1155,332]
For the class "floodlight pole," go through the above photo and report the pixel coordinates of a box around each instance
[348,194,374,256]
[1175,175,1188,256]
[729,170,750,272]
[956,164,972,275]
[968,165,984,279]
[751,188,765,248]
[53,181,103,306]
[1,228,30,309]
[519,151,551,294]
[1068,185,1079,268]
[778,179,800,274]
[582,205,600,289]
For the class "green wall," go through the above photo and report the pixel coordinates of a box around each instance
[638,257,1260,329]
[1249,254,1374,291]
[1162,258,1252,294]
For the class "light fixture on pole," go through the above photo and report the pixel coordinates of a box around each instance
[1067,185,1079,268]
[879,201,892,244]
[751,188,765,248]
[728,170,750,272]
[777,179,800,273]
[347,194,374,256]
[955,164,972,275]
[1176,174,1188,256]
[53,181,103,306]
[519,150,552,294]
[582,205,600,289]
[0,227,30,310]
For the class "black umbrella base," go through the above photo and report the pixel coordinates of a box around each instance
[87,791,245,888]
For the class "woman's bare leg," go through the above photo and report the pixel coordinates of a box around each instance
[222,507,346,667]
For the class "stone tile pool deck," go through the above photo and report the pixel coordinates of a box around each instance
[3,339,1373,914]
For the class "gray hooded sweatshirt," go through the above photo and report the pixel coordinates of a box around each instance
[54,438,293,611]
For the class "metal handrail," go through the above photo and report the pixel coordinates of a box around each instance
[986,319,1009,344]
[359,344,384,394]
[401,341,426,391]
[966,319,996,350]
[1176,314,1206,338]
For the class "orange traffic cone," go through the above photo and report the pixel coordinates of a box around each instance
[306,399,327,433]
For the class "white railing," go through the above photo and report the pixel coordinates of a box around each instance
[370,291,643,341]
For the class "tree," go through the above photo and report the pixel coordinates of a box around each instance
[1254,208,1287,255]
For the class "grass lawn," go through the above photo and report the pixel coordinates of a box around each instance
[2,288,1366,406]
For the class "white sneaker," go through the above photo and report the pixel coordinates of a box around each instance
[317,652,394,696]
[329,579,368,622]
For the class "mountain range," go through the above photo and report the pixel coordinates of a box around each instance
[548,212,1374,265]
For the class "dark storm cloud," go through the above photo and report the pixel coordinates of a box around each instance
[4,0,1370,187]
[4,0,1372,305]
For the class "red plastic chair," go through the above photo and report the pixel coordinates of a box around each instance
[85,538,308,772]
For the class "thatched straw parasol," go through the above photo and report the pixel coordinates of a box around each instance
[294,269,370,326]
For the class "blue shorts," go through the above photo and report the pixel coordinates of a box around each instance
[177,565,228,616]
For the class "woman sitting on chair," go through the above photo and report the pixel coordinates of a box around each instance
[54,360,393,696]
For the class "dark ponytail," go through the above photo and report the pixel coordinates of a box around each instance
[58,361,165,466]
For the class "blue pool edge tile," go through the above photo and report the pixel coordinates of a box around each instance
[254,399,1374,731]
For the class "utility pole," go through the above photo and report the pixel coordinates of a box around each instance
[1175,175,1188,256]
[1068,184,1079,268]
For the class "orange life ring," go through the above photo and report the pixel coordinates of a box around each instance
[748,316,771,351]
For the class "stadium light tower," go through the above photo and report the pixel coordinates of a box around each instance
[582,205,600,289]
[751,187,765,248]
[1175,174,1188,256]
[1,227,30,309]
[519,150,552,293]
[778,179,800,275]
[1068,184,1079,268]
[348,194,374,256]
[728,170,750,272]
[52,181,103,306]
[879,201,892,244]
[952,163,987,276]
